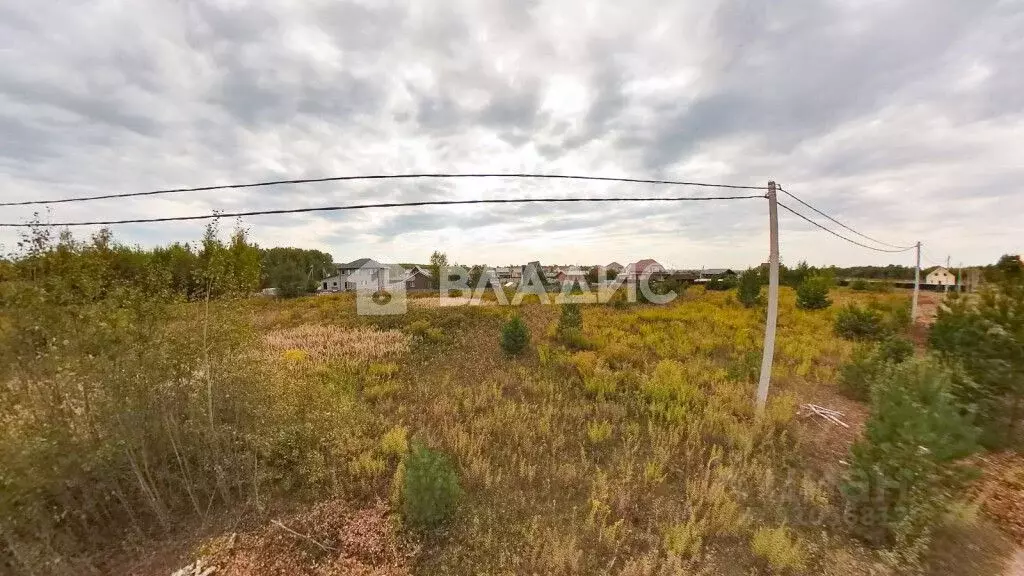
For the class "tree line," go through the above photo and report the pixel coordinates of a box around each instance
[0,219,334,301]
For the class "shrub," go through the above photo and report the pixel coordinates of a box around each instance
[838,344,881,401]
[659,278,688,297]
[796,275,831,310]
[841,360,979,558]
[838,337,916,401]
[401,443,462,532]
[876,336,914,364]
[558,303,583,334]
[556,303,588,348]
[885,301,912,334]
[929,281,1024,449]
[499,315,530,356]
[586,420,613,444]
[868,281,894,293]
[834,304,884,340]
[736,268,763,308]
[559,329,589,350]
[850,278,868,291]
[407,320,444,344]
[380,426,409,458]
[750,526,807,572]
[705,276,737,291]
[583,368,618,400]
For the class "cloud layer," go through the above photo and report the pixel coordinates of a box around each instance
[1,0,1021,268]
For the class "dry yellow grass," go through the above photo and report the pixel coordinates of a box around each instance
[263,324,410,364]
[32,285,999,576]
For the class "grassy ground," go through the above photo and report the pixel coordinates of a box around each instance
[7,286,1020,575]
[235,287,884,573]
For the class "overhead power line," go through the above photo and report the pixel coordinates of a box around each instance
[776,201,916,254]
[777,186,915,250]
[921,251,946,268]
[0,194,767,228]
[0,173,769,207]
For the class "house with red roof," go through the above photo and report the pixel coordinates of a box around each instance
[622,259,667,281]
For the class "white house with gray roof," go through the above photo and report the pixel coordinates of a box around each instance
[320,258,392,292]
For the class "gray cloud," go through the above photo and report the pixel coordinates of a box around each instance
[0,0,1021,268]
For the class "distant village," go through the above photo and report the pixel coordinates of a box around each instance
[313,258,739,293]
[309,257,981,295]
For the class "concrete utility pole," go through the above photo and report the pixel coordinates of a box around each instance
[946,255,952,293]
[756,181,780,414]
[911,241,921,323]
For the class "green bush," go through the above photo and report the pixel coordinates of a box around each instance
[841,360,979,559]
[838,345,881,401]
[401,443,462,532]
[866,299,912,335]
[867,281,894,293]
[850,278,868,291]
[929,280,1024,449]
[834,304,885,340]
[557,303,582,337]
[795,275,831,310]
[736,268,763,308]
[556,303,589,349]
[876,336,914,364]
[658,278,688,297]
[838,337,915,401]
[500,315,530,355]
[705,276,738,291]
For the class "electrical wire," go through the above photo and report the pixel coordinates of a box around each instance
[776,201,917,254]
[0,194,767,227]
[0,173,770,207]
[777,186,915,250]
[921,251,946,268]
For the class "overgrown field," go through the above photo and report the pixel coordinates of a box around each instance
[2,279,1018,574]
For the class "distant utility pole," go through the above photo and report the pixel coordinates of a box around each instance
[756,181,780,414]
[946,255,952,293]
[912,241,921,322]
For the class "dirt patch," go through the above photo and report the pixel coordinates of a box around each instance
[910,291,942,346]
[970,452,1024,545]
[915,291,943,325]
[192,501,415,576]
[927,519,1019,576]
[793,386,869,482]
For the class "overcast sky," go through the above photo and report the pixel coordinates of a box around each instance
[1,0,1021,269]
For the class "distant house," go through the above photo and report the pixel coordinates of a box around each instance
[623,259,667,281]
[401,265,433,290]
[522,261,549,286]
[700,268,736,279]
[320,274,344,292]
[605,262,624,273]
[925,266,956,287]
[556,267,587,284]
[320,258,391,292]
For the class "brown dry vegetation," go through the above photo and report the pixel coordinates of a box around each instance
[4,285,1020,575]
